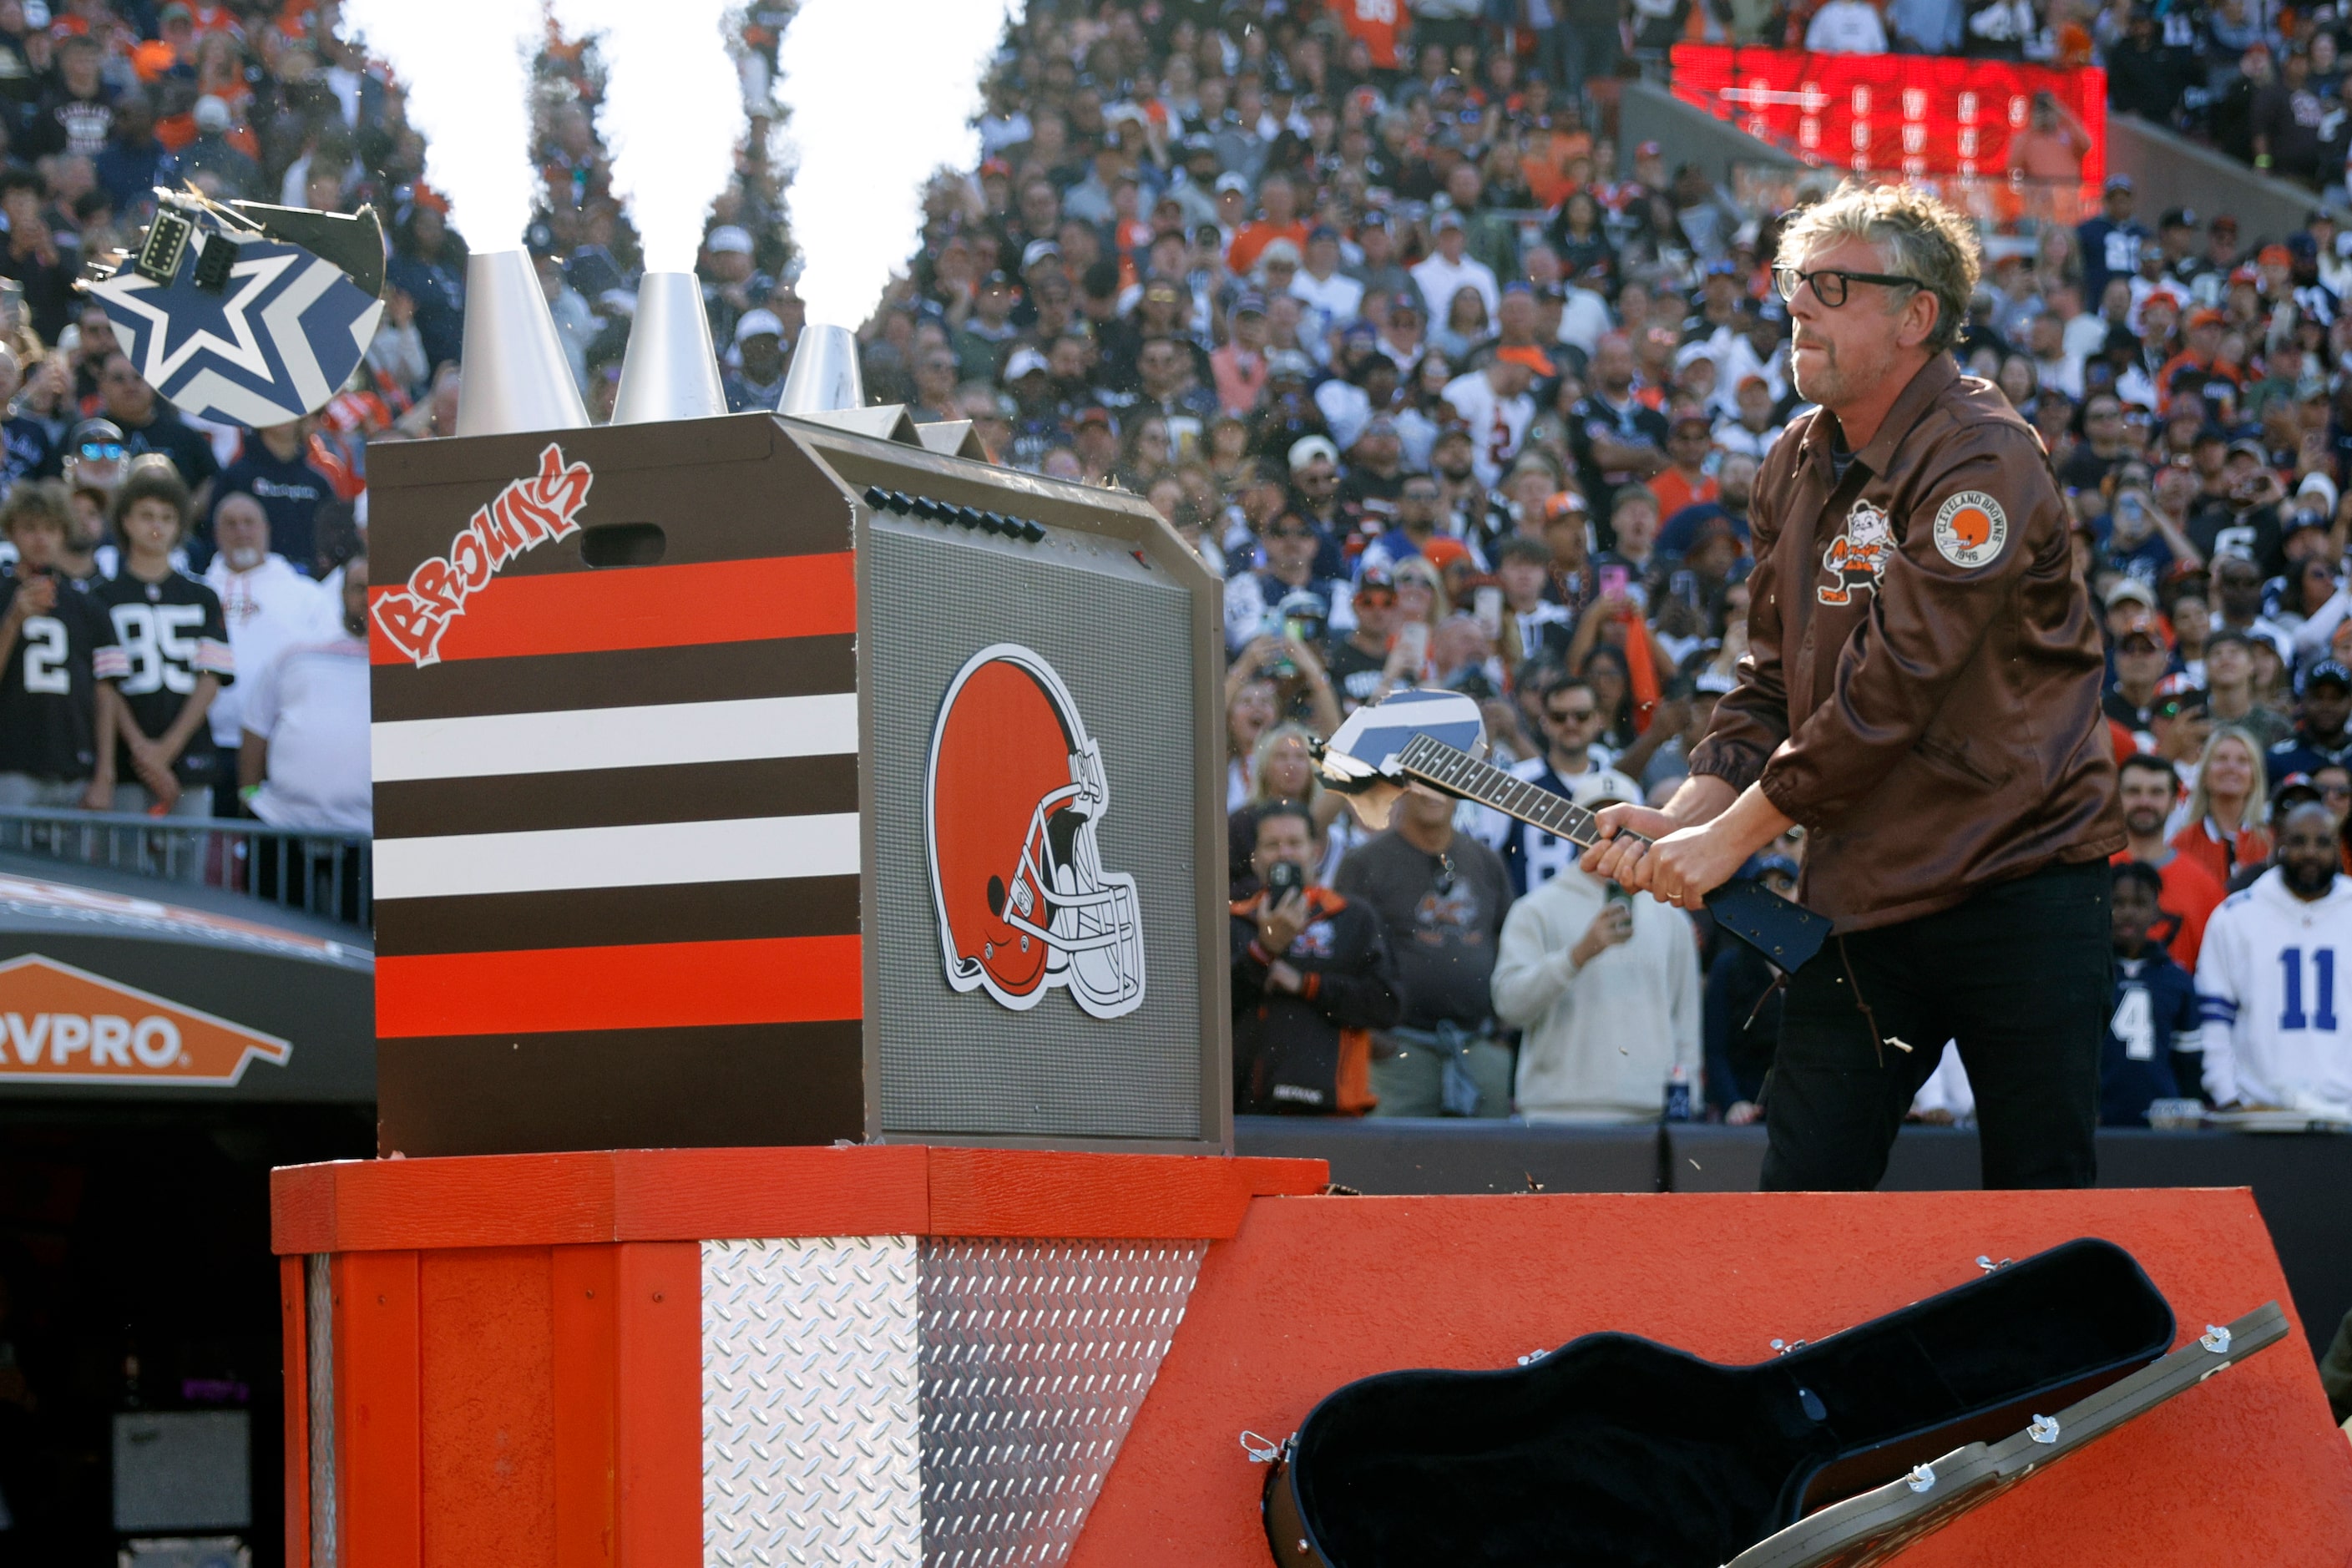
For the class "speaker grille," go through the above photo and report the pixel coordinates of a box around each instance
[868,519,1203,1140]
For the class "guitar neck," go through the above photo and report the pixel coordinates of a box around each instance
[1397,734,1604,847]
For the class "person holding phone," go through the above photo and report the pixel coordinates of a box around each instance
[0,482,116,808]
[1232,802,1403,1116]
[1585,184,2122,1193]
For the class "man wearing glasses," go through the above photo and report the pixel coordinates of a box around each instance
[1585,183,2122,1193]
[1479,675,1640,896]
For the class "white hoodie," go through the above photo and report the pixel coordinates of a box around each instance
[1492,866,1701,1122]
[2195,866,2352,1115]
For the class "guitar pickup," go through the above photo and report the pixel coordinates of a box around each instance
[133,209,193,286]
[190,234,237,293]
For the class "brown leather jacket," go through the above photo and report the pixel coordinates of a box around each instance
[1687,355,2123,932]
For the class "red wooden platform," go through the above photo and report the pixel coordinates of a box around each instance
[270,1150,2352,1568]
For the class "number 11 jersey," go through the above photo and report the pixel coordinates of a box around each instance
[0,572,118,782]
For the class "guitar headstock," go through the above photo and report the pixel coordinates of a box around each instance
[1313,689,1487,832]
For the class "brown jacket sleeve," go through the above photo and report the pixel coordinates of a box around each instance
[1757,424,2043,827]
[1686,434,1801,792]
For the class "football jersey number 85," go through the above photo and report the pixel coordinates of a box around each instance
[110,604,206,696]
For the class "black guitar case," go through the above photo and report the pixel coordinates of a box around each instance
[1261,1237,2182,1568]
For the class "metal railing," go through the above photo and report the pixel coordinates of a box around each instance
[0,807,372,929]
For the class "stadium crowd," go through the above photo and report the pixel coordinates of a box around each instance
[0,0,2339,1133]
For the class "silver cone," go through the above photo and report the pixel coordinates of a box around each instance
[611,271,726,423]
[454,249,589,438]
[776,322,864,416]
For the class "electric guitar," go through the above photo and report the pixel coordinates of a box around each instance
[1313,690,1833,972]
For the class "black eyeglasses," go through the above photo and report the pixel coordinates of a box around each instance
[1773,266,1924,308]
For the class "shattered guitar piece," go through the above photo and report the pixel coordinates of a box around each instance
[82,187,387,427]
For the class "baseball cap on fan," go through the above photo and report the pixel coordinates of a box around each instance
[706,225,755,256]
[734,309,784,345]
[1003,346,1051,381]
[2301,659,2352,694]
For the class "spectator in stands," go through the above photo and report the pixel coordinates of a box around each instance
[2104,621,2171,736]
[2253,44,2330,185]
[1412,211,1500,334]
[0,169,79,344]
[1493,863,1702,1125]
[238,553,370,837]
[2173,726,2274,888]
[0,483,111,809]
[2197,801,2352,1115]
[723,311,789,413]
[2007,92,2092,185]
[97,355,218,504]
[1568,332,1670,536]
[210,421,331,573]
[1335,787,1516,1117]
[1808,0,1890,53]
[2117,751,2228,971]
[1231,800,1403,1115]
[204,493,329,816]
[89,463,231,826]
[1648,412,1718,521]
[1478,675,1642,895]
[2104,860,2205,1125]
[2268,659,2352,778]
[173,94,259,200]
[2080,176,2147,314]
[1441,346,1544,490]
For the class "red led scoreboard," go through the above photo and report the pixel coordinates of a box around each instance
[1671,45,2106,187]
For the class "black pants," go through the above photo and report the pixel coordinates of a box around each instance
[1762,858,2108,1192]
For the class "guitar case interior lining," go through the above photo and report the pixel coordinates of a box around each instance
[1263,1237,2176,1568]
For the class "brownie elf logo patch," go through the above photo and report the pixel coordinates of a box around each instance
[371,443,595,666]
[1817,497,1896,606]
[1933,492,2008,569]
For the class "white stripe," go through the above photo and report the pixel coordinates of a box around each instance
[372,693,857,782]
[374,813,861,901]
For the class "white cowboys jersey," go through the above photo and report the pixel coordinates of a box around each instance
[2194,867,2352,1115]
[1472,754,1645,895]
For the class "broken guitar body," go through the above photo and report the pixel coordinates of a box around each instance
[1258,1238,2288,1568]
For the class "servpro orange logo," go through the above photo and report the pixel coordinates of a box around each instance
[0,954,290,1086]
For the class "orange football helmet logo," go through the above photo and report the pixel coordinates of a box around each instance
[924,645,1146,1019]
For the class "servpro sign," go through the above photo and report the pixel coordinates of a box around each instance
[0,954,291,1086]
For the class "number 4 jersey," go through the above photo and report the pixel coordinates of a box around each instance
[0,571,119,781]
[2194,867,2352,1115]
[91,570,235,784]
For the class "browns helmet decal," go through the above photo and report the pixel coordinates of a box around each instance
[924,644,1146,1019]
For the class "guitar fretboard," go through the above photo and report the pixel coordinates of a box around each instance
[1398,734,1635,847]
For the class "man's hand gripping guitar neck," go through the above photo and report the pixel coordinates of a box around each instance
[1581,774,1797,911]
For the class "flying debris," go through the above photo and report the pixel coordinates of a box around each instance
[83,189,387,428]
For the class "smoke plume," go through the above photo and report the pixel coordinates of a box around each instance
[341,0,544,250]
[550,0,746,273]
[773,0,1018,327]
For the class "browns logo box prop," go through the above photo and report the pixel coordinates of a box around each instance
[365,396,1230,1157]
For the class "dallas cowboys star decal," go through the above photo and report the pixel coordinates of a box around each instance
[88,233,385,428]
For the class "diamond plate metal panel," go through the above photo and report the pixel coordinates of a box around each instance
[918,1240,1207,1567]
[704,1237,923,1567]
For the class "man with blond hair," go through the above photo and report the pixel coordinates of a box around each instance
[1585,182,2123,1192]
